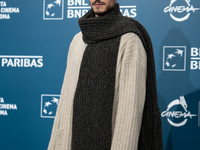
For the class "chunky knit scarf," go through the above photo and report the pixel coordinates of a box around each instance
[72,3,163,150]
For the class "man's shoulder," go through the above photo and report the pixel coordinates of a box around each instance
[69,31,84,48]
[72,32,82,42]
[120,32,142,44]
[121,32,139,39]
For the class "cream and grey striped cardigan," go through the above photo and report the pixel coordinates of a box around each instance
[48,32,147,150]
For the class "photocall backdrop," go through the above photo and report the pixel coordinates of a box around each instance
[0,0,200,149]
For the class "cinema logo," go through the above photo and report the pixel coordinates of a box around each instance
[0,97,17,116]
[0,1,20,19]
[164,0,200,22]
[0,55,43,67]
[67,0,137,18]
[161,96,197,127]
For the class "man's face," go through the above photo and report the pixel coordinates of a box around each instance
[89,0,117,17]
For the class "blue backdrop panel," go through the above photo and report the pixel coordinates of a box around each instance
[0,0,200,149]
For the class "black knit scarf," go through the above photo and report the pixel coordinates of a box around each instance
[72,3,163,150]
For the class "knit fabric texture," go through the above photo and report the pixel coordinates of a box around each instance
[72,37,120,150]
[72,3,163,150]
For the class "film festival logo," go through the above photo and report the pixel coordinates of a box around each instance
[0,97,17,116]
[43,0,64,20]
[163,46,186,71]
[164,0,200,22]
[41,94,60,118]
[161,96,197,127]
[0,1,20,19]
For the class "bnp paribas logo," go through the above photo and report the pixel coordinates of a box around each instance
[163,46,186,71]
[43,0,64,20]
[40,94,60,118]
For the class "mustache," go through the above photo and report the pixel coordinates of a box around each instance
[92,1,105,5]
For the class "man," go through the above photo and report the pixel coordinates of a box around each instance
[48,0,163,150]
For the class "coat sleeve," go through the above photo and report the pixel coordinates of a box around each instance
[47,33,80,150]
[111,33,147,150]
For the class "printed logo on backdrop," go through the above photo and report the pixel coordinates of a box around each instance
[163,46,186,71]
[0,55,43,67]
[161,96,197,127]
[190,47,200,70]
[163,46,200,71]
[41,94,60,118]
[0,1,20,19]
[67,0,137,19]
[164,0,200,22]
[43,0,137,20]
[43,0,64,20]
[0,97,17,116]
